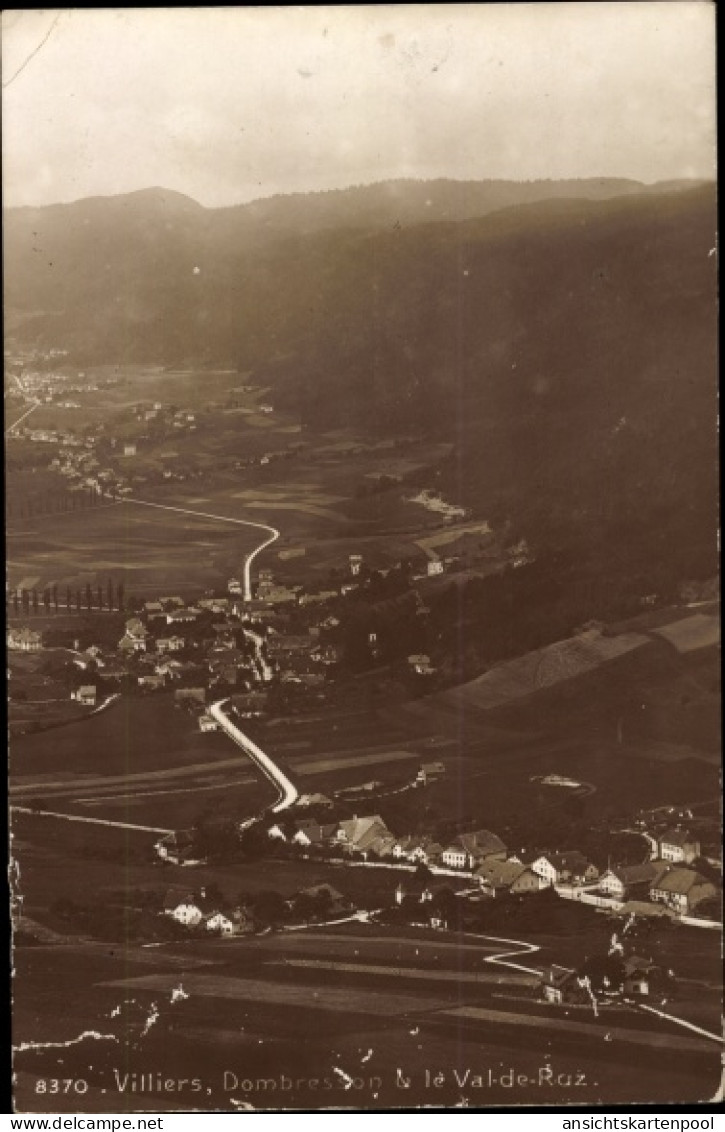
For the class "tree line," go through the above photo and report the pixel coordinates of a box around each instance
[7,484,107,519]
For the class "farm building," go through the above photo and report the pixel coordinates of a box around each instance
[598,861,669,901]
[166,608,199,625]
[174,687,206,707]
[257,584,297,606]
[649,868,717,916]
[155,830,205,867]
[531,852,599,887]
[299,590,338,607]
[441,830,507,870]
[393,835,444,865]
[7,627,42,652]
[204,911,236,936]
[156,635,185,654]
[296,793,334,809]
[72,685,97,707]
[198,596,230,613]
[266,634,316,661]
[541,969,590,1006]
[623,955,660,997]
[416,761,446,786]
[475,858,543,895]
[138,674,165,692]
[291,820,338,847]
[658,828,701,864]
[335,815,394,856]
[296,885,350,916]
[162,887,226,926]
[119,618,148,653]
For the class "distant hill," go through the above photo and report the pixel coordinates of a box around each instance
[3,175,707,363]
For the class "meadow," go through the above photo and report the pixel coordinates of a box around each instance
[6,498,268,594]
[12,903,722,1113]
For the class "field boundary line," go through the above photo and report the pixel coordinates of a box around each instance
[11,804,172,835]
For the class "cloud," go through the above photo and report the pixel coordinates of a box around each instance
[1,5,716,208]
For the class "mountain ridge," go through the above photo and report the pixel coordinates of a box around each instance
[6,174,710,217]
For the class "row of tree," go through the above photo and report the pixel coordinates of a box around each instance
[7,485,108,518]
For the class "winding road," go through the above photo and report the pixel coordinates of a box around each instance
[209,697,298,812]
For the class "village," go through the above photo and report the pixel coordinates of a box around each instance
[155,814,721,930]
[9,536,722,965]
[6,352,722,1093]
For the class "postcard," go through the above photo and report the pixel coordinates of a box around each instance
[4,4,721,1114]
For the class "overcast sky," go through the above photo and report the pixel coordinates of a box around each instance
[1,4,716,209]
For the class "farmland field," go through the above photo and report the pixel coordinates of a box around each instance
[9,692,278,828]
[653,612,720,654]
[12,693,236,778]
[7,363,721,1114]
[435,628,651,712]
[12,911,722,1112]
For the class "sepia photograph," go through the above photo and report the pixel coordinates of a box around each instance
[3,3,721,1115]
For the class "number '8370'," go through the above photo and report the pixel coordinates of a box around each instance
[35,1078,89,1094]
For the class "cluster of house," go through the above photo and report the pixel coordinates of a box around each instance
[134,401,196,431]
[157,807,721,924]
[57,580,353,716]
[227,564,362,610]
[542,953,664,1005]
[259,817,601,900]
[7,361,76,408]
[162,886,255,935]
[26,393,200,496]
[47,433,133,497]
[595,828,719,918]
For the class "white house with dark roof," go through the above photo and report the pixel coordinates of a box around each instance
[475,858,543,894]
[416,761,446,786]
[441,830,507,871]
[72,684,97,707]
[393,835,444,866]
[156,635,185,654]
[198,713,219,732]
[162,888,207,926]
[119,617,148,653]
[598,861,669,901]
[649,868,717,916]
[335,815,392,856]
[204,911,236,936]
[531,852,599,887]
